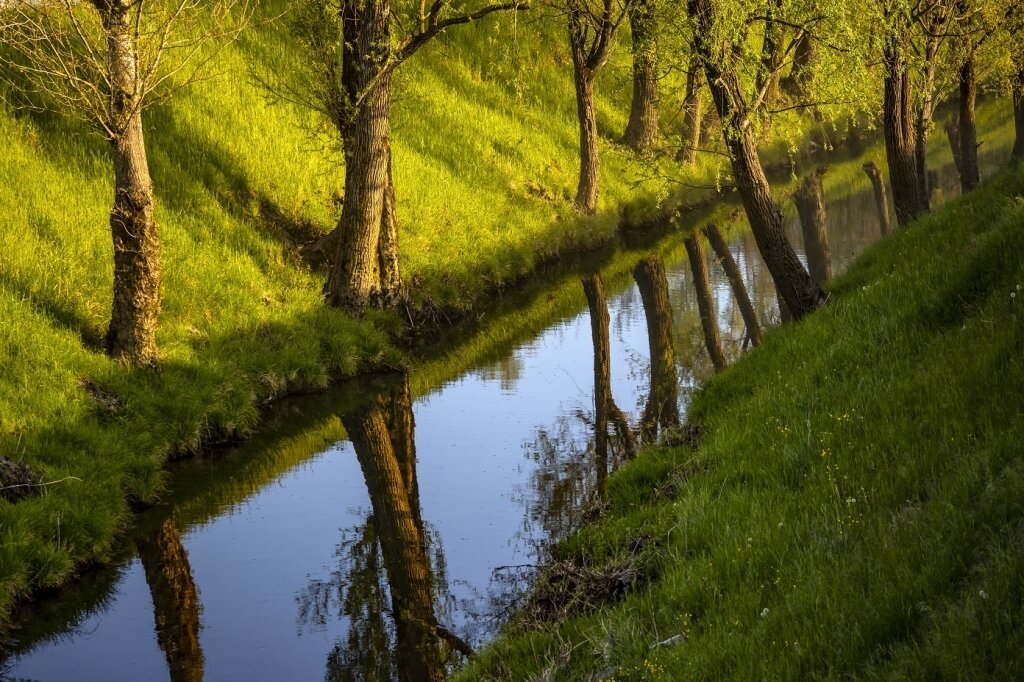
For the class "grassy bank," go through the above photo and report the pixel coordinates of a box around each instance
[0,0,820,622]
[457,165,1024,680]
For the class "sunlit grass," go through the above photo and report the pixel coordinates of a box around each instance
[456,163,1024,680]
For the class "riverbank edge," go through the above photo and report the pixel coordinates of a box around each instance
[0,145,737,633]
[456,164,1024,680]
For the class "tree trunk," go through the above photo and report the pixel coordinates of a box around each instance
[325,0,402,313]
[573,67,600,213]
[1013,65,1024,163]
[862,160,892,236]
[704,223,761,346]
[882,48,927,226]
[687,0,825,320]
[677,53,704,165]
[633,257,679,443]
[780,30,814,102]
[103,4,160,366]
[377,146,403,307]
[756,0,784,109]
[684,234,727,372]
[137,518,204,682]
[957,54,979,191]
[777,292,793,323]
[622,0,659,153]
[341,377,449,682]
[793,168,832,285]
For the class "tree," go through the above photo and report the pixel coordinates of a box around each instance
[862,160,893,236]
[278,0,526,314]
[871,0,958,225]
[0,0,249,365]
[793,167,832,285]
[622,0,659,152]
[564,0,633,213]
[685,0,827,320]
[676,52,705,165]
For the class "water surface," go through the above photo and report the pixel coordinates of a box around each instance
[2,139,1011,682]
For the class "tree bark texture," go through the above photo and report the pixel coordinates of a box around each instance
[678,53,704,165]
[325,0,403,313]
[957,55,979,191]
[572,68,600,213]
[684,234,726,372]
[703,224,761,347]
[687,0,825,320]
[137,517,204,682]
[102,2,161,365]
[756,0,784,109]
[622,0,659,153]
[633,257,679,443]
[793,168,832,285]
[862,160,892,236]
[882,43,927,226]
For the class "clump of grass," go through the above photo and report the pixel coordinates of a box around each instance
[457,165,1024,680]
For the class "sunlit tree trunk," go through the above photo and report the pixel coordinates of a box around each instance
[862,160,892,236]
[687,0,825,320]
[325,0,403,313]
[622,0,659,153]
[704,224,761,346]
[572,65,600,214]
[633,257,679,443]
[793,168,832,285]
[137,517,204,682]
[684,234,726,371]
[101,1,161,365]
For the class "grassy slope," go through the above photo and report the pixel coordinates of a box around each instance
[0,3,710,618]
[457,166,1024,680]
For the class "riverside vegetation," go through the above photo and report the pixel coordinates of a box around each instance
[457,163,1024,680]
[0,0,774,625]
[0,0,1023,673]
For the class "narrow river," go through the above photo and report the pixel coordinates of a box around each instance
[1,129,1012,681]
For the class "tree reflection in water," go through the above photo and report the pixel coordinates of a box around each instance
[136,516,205,682]
[634,256,680,443]
[296,375,467,682]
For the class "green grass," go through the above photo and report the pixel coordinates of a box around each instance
[457,165,1024,680]
[0,0,750,624]
[0,0,987,637]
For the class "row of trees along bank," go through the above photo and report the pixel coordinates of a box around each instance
[1,0,1023,367]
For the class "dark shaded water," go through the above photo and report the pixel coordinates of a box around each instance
[1,138,1012,681]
